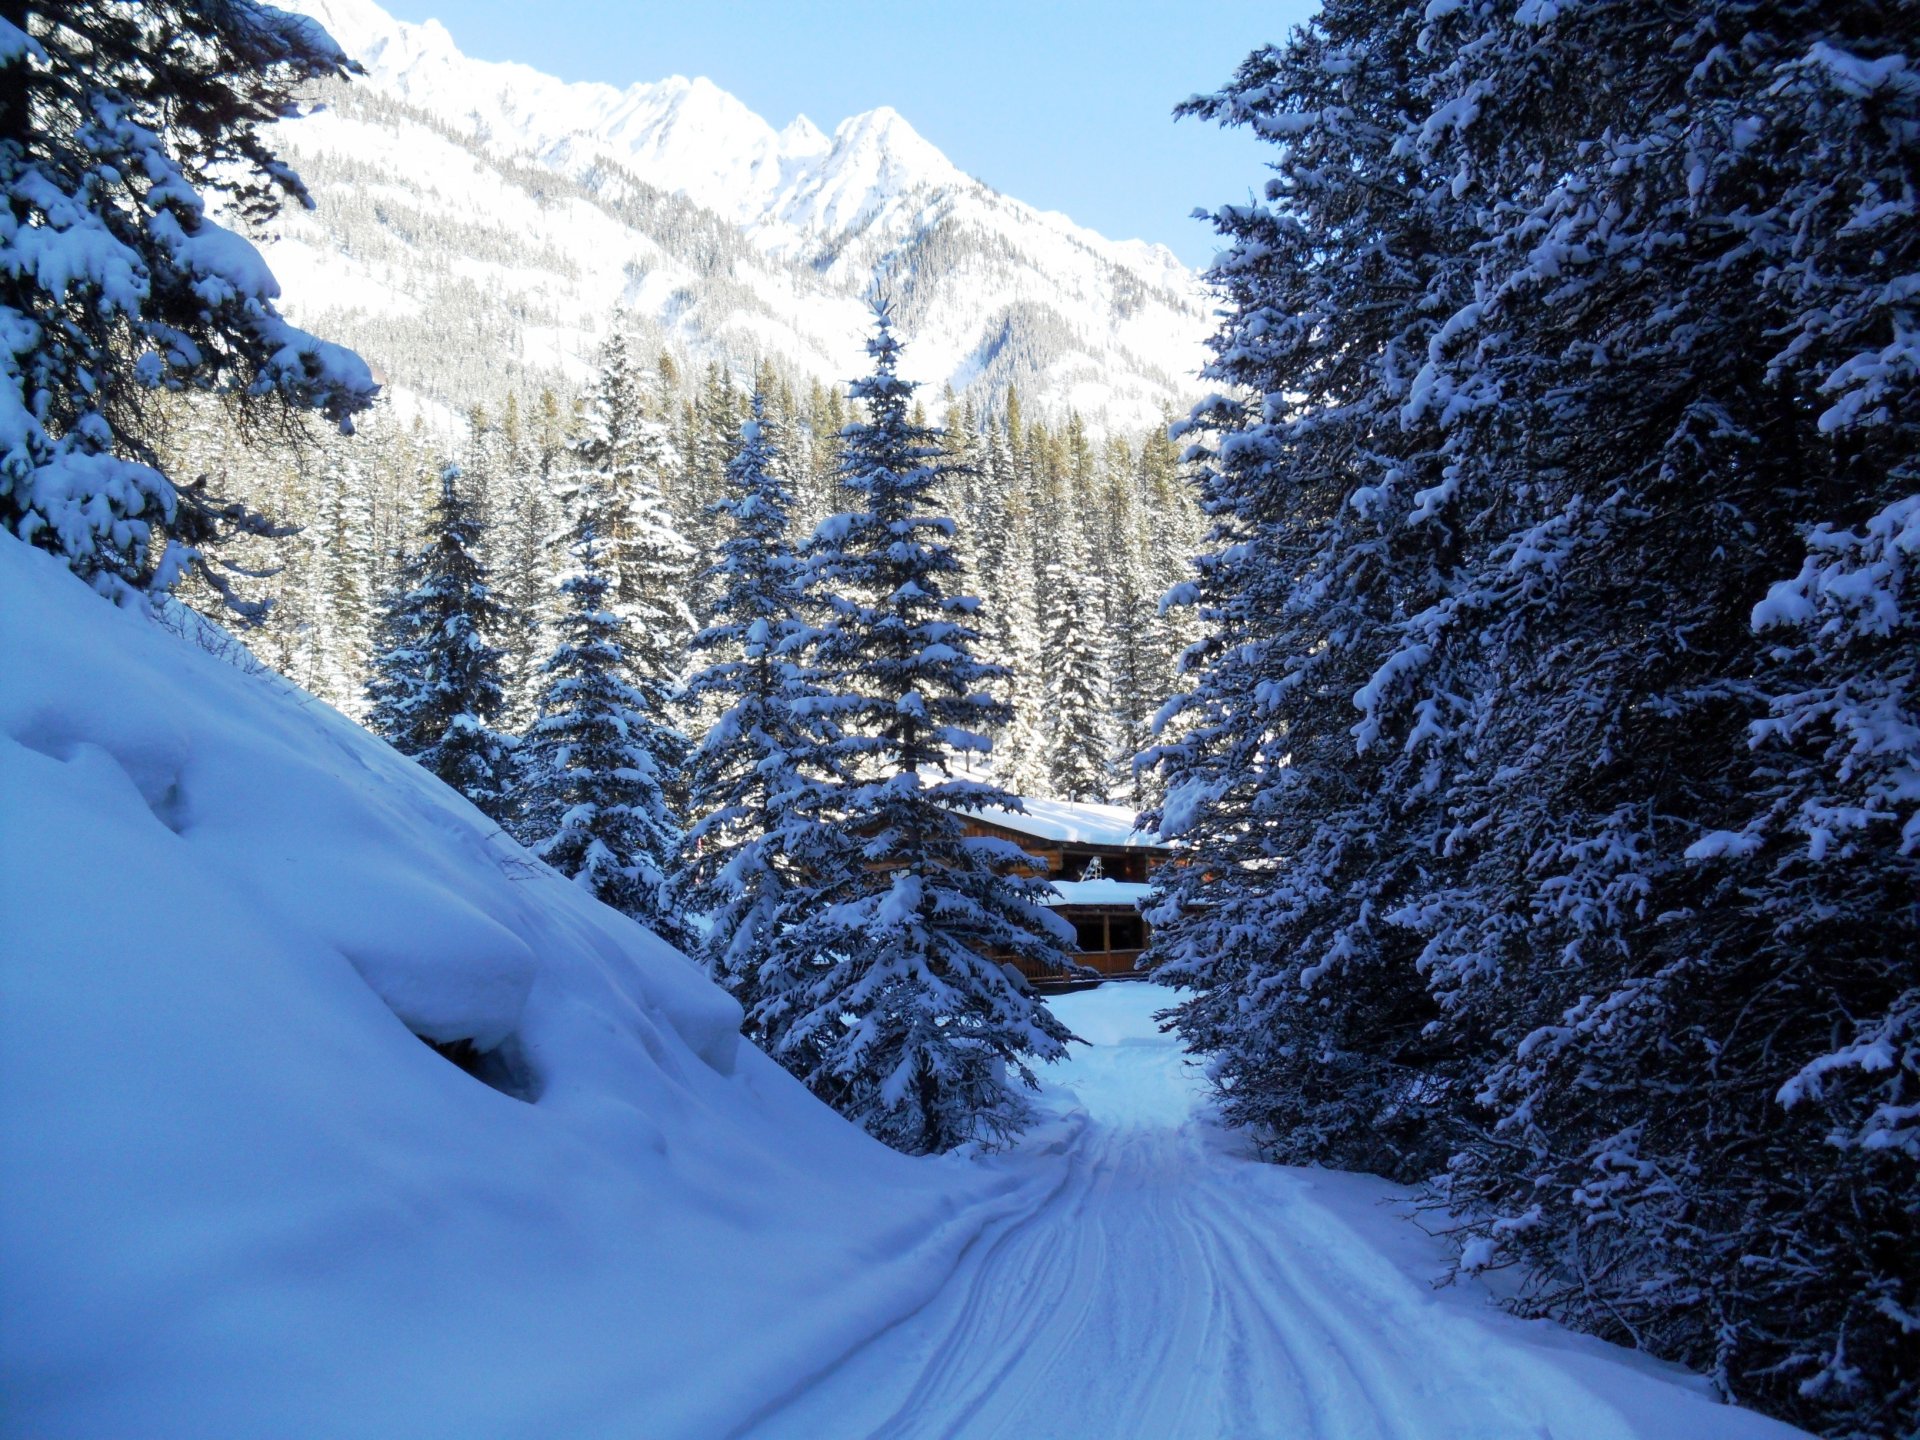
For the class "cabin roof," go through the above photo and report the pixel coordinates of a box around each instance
[960,796,1164,849]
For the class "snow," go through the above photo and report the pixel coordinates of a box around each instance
[1,535,1808,1434]
[747,984,1813,1438]
[1043,877,1155,907]
[963,793,1163,847]
[0,534,990,1438]
[264,0,1208,433]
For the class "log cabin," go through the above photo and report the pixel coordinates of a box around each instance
[954,797,1170,986]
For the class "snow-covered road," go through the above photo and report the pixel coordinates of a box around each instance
[744,985,1807,1440]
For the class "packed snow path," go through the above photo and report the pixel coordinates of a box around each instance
[744,985,1805,1440]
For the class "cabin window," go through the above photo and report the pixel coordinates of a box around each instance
[1062,850,1097,880]
[1108,915,1144,951]
[1071,916,1107,952]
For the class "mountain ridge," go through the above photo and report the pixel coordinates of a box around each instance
[257,0,1208,431]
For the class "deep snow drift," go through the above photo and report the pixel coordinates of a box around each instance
[0,536,1011,1438]
[1,534,1809,1437]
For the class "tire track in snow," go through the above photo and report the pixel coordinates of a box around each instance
[742,988,1781,1440]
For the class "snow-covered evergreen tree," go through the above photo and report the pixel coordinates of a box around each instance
[762,307,1078,1155]
[1102,434,1170,804]
[1160,5,1919,1435]
[680,397,835,1008]
[366,464,515,818]
[1397,9,1917,1431]
[1146,0,1473,1180]
[2,0,375,612]
[564,328,694,773]
[515,475,689,948]
[677,362,744,574]
[363,537,430,756]
[310,451,375,712]
[491,425,558,731]
[977,408,1049,796]
[1040,522,1116,802]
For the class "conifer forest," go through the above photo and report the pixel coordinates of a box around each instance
[3,2,1914,1438]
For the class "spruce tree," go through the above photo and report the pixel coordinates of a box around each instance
[2,0,375,612]
[565,329,695,780]
[516,476,689,948]
[678,362,744,573]
[681,397,835,1010]
[366,464,515,818]
[1103,434,1170,805]
[1040,523,1116,803]
[364,541,429,753]
[1162,5,1918,1434]
[764,307,1078,1155]
[1146,0,1472,1179]
[1399,7,1919,1429]
[979,409,1049,797]
[311,450,375,713]
[489,402,559,731]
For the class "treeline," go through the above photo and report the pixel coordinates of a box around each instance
[344,315,1086,1153]
[162,329,1202,808]
[1146,4,1916,1438]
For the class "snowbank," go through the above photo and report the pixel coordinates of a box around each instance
[0,536,1011,1439]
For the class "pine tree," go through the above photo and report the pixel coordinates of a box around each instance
[310,450,375,713]
[1146,0,1473,1181]
[672,362,745,603]
[366,464,515,817]
[566,329,695,752]
[794,380,845,537]
[516,475,689,947]
[1161,5,1918,1435]
[763,307,1078,1155]
[1397,8,1918,1430]
[364,540,429,751]
[681,396,835,1009]
[977,408,1049,796]
[491,400,559,731]
[1040,521,1116,803]
[1103,434,1169,805]
[2,0,375,612]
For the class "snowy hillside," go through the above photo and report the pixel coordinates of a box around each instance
[0,534,1009,1437]
[0,533,1814,1438]
[252,0,1210,428]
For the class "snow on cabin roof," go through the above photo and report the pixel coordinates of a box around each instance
[960,796,1164,849]
[1042,878,1155,908]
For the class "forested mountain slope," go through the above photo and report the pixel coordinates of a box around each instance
[254,0,1209,432]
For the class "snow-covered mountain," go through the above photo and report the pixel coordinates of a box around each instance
[260,0,1210,429]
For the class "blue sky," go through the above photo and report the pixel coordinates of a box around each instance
[376,0,1322,269]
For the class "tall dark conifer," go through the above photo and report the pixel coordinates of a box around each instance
[366,464,515,818]
[1146,0,1471,1179]
[516,476,689,947]
[762,307,1078,1155]
[681,397,836,1008]
[1040,524,1116,803]
[1161,5,1918,1435]
[1401,8,1919,1429]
